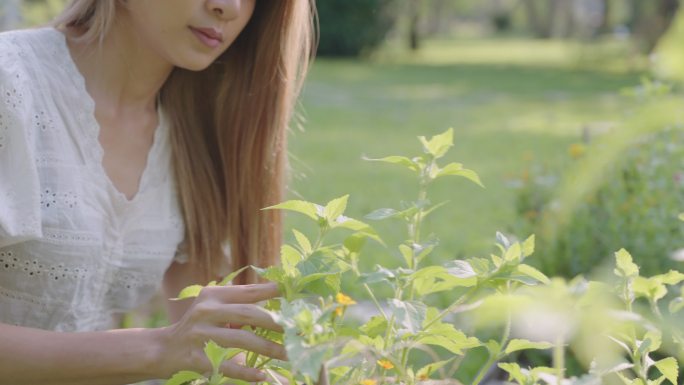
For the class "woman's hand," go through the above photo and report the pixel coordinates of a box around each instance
[157,282,285,382]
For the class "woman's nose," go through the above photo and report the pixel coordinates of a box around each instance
[206,0,241,21]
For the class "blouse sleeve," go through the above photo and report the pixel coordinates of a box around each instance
[0,53,43,248]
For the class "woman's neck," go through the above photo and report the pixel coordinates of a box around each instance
[64,15,173,118]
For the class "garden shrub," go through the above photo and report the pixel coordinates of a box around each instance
[316,0,397,57]
[513,126,684,278]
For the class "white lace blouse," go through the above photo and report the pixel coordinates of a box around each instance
[0,27,186,332]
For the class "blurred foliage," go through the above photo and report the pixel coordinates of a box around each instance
[19,0,66,28]
[513,120,684,277]
[316,0,397,57]
[511,9,684,278]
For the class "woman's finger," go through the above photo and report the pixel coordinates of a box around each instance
[218,359,268,382]
[208,303,283,332]
[211,328,287,361]
[201,282,280,304]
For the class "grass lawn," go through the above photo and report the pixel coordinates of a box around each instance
[286,37,647,274]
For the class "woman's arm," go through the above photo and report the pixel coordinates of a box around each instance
[0,272,285,385]
[0,322,163,385]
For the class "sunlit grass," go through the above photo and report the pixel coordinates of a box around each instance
[288,37,647,269]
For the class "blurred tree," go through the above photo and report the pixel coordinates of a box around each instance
[316,0,397,57]
[521,0,577,38]
[408,0,422,50]
[628,0,680,54]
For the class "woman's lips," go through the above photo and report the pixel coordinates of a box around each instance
[189,27,223,49]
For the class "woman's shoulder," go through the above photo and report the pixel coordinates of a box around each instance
[0,27,64,80]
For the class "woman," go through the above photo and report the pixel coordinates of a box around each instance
[0,0,315,383]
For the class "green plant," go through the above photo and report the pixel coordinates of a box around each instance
[165,128,684,385]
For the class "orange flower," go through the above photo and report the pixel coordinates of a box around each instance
[359,380,377,385]
[377,359,394,370]
[336,292,356,306]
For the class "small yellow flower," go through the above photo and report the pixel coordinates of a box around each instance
[359,380,377,385]
[334,306,344,317]
[336,292,356,306]
[377,359,394,370]
[417,374,429,381]
[568,143,586,159]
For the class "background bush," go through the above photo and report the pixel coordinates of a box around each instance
[513,126,684,278]
[316,0,397,57]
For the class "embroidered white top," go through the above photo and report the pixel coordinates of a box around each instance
[0,27,186,332]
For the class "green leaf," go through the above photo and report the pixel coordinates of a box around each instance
[360,316,388,338]
[343,232,367,255]
[655,357,678,385]
[331,216,367,230]
[633,276,667,302]
[252,265,286,284]
[360,265,397,285]
[522,234,535,257]
[264,200,319,221]
[504,243,522,263]
[496,232,511,249]
[297,250,345,276]
[485,339,501,355]
[286,338,333,379]
[466,257,494,275]
[419,315,481,354]
[655,270,684,285]
[174,284,204,300]
[164,370,205,385]
[642,330,662,353]
[324,195,349,222]
[389,299,427,334]
[303,273,341,297]
[281,245,303,277]
[515,264,550,285]
[412,265,475,296]
[204,340,229,372]
[399,244,413,268]
[679,213,684,221]
[416,358,454,380]
[444,259,478,279]
[436,162,484,187]
[505,339,553,355]
[419,128,453,159]
[365,208,399,221]
[217,265,250,286]
[614,249,639,278]
[364,155,419,172]
[292,229,312,255]
[498,362,527,385]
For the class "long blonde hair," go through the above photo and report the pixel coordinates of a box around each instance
[54,1,317,284]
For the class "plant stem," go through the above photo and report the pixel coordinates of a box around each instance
[423,285,478,331]
[472,308,510,385]
[553,335,564,385]
[364,282,389,320]
[471,350,499,385]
